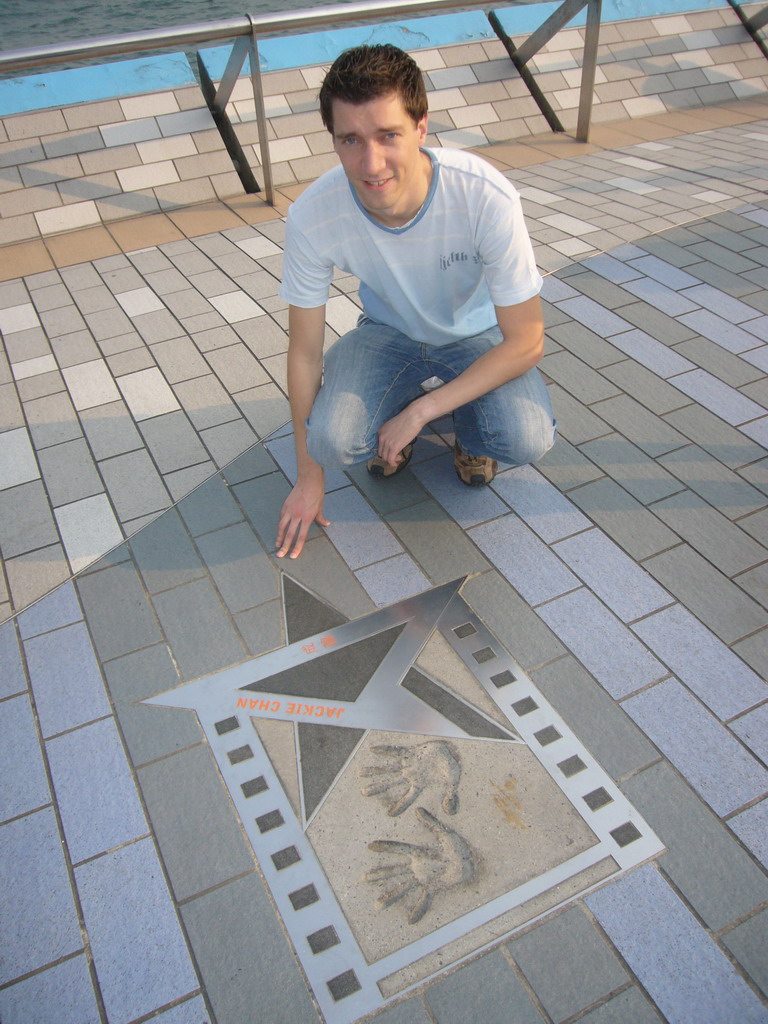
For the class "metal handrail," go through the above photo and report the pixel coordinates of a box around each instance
[0,0,552,74]
[0,0,600,206]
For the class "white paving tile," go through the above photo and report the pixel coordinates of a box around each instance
[632,604,767,720]
[668,369,765,426]
[234,236,282,260]
[326,294,361,336]
[0,303,40,334]
[541,213,600,236]
[115,288,166,317]
[11,354,58,380]
[323,486,402,570]
[117,368,181,420]
[553,528,670,622]
[469,514,579,606]
[538,588,668,698]
[491,464,591,543]
[55,493,124,574]
[62,360,120,411]
[0,427,40,489]
[356,553,430,607]
[208,291,266,323]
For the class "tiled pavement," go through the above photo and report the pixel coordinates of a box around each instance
[2,100,768,1023]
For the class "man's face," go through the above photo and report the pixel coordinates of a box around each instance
[330,92,429,228]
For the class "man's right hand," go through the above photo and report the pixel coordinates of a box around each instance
[275,466,330,559]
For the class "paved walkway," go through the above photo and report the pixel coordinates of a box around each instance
[1,100,768,1024]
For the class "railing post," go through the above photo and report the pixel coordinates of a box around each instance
[577,0,601,141]
[247,17,274,206]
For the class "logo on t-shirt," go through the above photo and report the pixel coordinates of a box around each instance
[440,251,481,270]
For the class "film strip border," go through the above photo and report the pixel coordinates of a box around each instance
[438,592,664,871]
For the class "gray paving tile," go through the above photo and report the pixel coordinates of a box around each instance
[234,597,283,656]
[643,544,768,644]
[660,442,767,518]
[532,656,658,780]
[384,497,489,583]
[196,520,278,614]
[349,460,431,518]
[99,448,170,522]
[547,383,611,445]
[130,508,205,594]
[425,948,543,1024]
[0,808,82,985]
[586,865,767,1024]
[0,955,100,1024]
[674,336,764,388]
[663,406,767,473]
[37,438,104,508]
[469,514,578,607]
[540,350,621,404]
[651,489,767,577]
[24,620,111,737]
[623,762,768,932]
[76,559,162,662]
[24,391,81,449]
[682,282,764,325]
[547,321,624,369]
[733,628,768,681]
[624,679,767,817]
[538,588,666,699]
[535,436,604,492]
[677,308,765,354]
[138,740,256,901]
[553,527,670,622]
[75,837,199,1024]
[151,576,246,680]
[578,433,683,505]
[723,909,768,999]
[356,551,431,605]
[138,409,209,474]
[366,996,432,1024]
[508,905,627,1023]
[178,471,245,537]
[16,581,81,640]
[0,479,59,557]
[47,716,148,863]
[199,417,259,468]
[731,703,768,764]
[568,476,677,560]
[616,299,698,345]
[729,800,768,871]
[104,643,201,766]
[79,399,143,460]
[0,619,26,698]
[622,276,700,316]
[600,360,688,416]
[0,694,50,821]
[4,542,71,615]
[571,987,663,1024]
[589,394,688,458]
[145,996,210,1024]
[221,442,279,487]
[181,874,319,1024]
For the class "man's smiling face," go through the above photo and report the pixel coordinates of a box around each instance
[331,92,431,229]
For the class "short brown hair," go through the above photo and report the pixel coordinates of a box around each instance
[319,44,428,134]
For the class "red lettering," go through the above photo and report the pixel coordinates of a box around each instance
[301,643,317,655]
[237,697,248,708]
[249,699,258,710]
[271,701,280,712]
[320,634,336,648]
[286,703,296,714]
[257,699,270,711]
[314,706,324,717]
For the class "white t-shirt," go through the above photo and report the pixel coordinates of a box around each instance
[279,147,542,347]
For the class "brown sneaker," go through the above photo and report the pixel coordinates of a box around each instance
[453,442,497,487]
[367,441,415,478]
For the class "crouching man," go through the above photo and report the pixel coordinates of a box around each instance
[276,43,556,559]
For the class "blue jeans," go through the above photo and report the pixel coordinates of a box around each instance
[306,319,556,468]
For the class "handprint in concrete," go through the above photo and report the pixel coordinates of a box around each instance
[366,807,478,924]
[359,740,462,816]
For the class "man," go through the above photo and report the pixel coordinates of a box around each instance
[275,44,555,559]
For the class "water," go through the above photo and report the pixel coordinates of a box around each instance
[0,0,374,53]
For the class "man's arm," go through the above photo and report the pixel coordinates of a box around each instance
[275,304,329,559]
[376,294,545,466]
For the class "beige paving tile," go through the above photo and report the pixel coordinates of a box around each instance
[117,366,181,420]
[45,226,121,267]
[0,240,53,281]
[165,201,245,236]
[4,109,67,141]
[117,161,180,192]
[120,92,180,120]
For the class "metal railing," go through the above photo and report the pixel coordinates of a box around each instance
[0,0,603,206]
